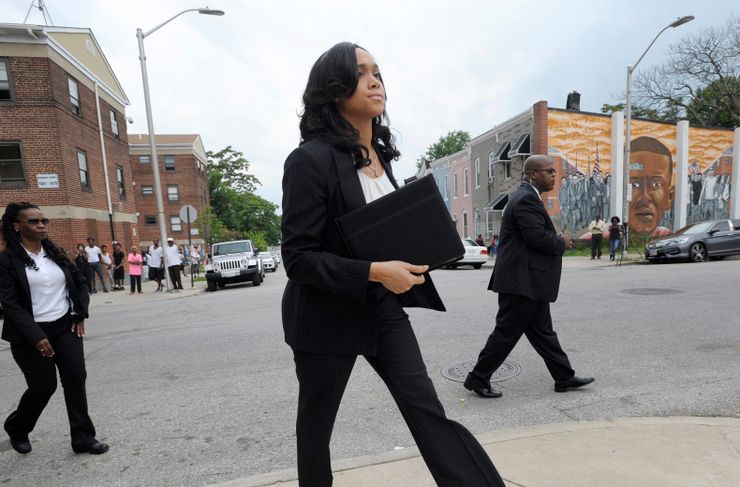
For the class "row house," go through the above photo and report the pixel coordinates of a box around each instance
[129,134,210,248]
[0,23,137,253]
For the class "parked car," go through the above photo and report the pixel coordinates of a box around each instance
[445,238,488,269]
[260,252,277,272]
[205,239,263,291]
[270,251,281,266]
[644,219,740,263]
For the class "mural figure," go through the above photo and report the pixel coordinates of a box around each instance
[699,167,717,222]
[603,174,611,220]
[558,176,570,232]
[688,167,703,224]
[628,136,675,235]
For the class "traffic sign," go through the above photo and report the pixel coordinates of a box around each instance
[179,205,198,222]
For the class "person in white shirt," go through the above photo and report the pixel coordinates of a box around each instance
[99,245,113,289]
[84,237,108,293]
[0,202,109,455]
[164,238,183,290]
[588,216,607,259]
[190,244,202,278]
[147,238,165,292]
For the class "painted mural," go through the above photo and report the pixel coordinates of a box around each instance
[547,109,735,236]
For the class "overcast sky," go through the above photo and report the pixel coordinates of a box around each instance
[3,0,735,210]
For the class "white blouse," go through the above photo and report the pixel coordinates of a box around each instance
[23,247,70,322]
[357,168,395,203]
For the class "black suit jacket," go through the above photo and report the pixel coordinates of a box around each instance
[281,138,443,355]
[488,182,566,302]
[0,249,89,345]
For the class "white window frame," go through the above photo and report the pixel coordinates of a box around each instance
[68,77,80,116]
[167,185,179,202]
[77,149,89,188]
[462,210,469,239]
[474,157,480,188]
[463,168,469,196]
[170,216,182,232]
[110,109,119,137]
[116,165,125,197]
[443,174,449,201]
[142,185,154,196]
[453,172,459,198]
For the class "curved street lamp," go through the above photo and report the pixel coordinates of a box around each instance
[136,7,225,291]
[622,15,694,256]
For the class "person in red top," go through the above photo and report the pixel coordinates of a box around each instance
[127,246,143,294]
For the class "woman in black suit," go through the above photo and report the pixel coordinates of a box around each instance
[282,43,504,487]
[0,202,108,455]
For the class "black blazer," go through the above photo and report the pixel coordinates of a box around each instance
[0,249,89,346]
[281,138,443,355]
[488,182,566,302]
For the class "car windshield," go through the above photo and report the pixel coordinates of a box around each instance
[673,222,713,235]
[213,242,252,255]
[463,239,478,247]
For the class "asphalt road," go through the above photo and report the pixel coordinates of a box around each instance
[1,258,739,486]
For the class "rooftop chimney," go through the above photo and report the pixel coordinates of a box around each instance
[566,91,581,111]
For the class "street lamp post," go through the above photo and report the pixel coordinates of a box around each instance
[136,7,224,291]
[622,15,694,256]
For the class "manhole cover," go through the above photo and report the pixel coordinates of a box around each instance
[441,360,521,383]
[621,288,683,296]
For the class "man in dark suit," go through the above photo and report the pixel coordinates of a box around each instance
[464,155,595,398]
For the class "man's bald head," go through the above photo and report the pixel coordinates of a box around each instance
[523,155,556,193]
[523,155,552,174]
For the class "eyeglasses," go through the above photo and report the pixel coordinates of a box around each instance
[24,218,49,225]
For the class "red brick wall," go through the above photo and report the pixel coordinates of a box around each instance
[131,152,210,245]
[532,100,548,155]
[0,56,138,253]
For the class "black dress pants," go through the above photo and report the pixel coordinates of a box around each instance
[293,293,504,487]
[469,293,575,385]
[4,314,96,447]
[168,265,183,289]
[591,234,603,258]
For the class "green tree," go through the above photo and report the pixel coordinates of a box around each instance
[193,206,230,247]
[631,16,740,127]
[206,146,261,193]
[416,130,471,172]
[245,230,268,252]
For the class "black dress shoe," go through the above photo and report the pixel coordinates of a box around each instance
[554,376,595,392]
[464,374,503,398]
[9,436,32,454]
[72,439,109,455]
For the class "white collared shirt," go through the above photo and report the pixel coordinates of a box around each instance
[165,243,182,266]
[23,246,70,322]
[357,169,395,203]
[528,181,541,199]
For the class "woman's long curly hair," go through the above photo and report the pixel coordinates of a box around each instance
[299,42,400,168]
[1,202,73,270]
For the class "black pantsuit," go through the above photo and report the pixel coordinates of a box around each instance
[469,293,574,384]
[295,293,502,487]
[5,314,96,447]
[282,139,504,486]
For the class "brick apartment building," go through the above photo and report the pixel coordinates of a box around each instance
[128,134,210,248]
[0,23,137,253]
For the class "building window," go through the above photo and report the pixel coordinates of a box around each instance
[474,157,480,188]
[77,149,90,189]
[0,59,12,100]
[167,185,179,201]
[144,215,156,225]
[164,155,176,171]
[116,165,126,198]
[110,109,119,137]
[142,185,153,196]
[68,77,80,116]
[463,168,469,196]
[474,208,481,237]
[0,142,25,185]
[442,174,449,201]
[453,172,459,198]
[504,160,512,179]
[170,216,182,232]
[488,151,495,182]
[139,155,150,164]
[462,211,468,239]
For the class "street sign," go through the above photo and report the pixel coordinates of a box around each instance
[37,173,59,188]
[179,205,198,222]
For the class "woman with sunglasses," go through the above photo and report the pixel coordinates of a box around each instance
[0,202,109,455]
[281,43,504,486]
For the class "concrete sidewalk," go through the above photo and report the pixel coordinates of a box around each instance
[86,273,206,308]
[224,417,740,487]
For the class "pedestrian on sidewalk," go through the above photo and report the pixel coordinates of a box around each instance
[74,243,90,291]
[588,215,606,260]
[112,242,125,290]
[127,246,143,294]
[465,155,594,399]
[608,216,622,261]
[0,202,109,456]
[100,245,114,290]
[84,237,108,293]
[475,234,485,247]
[190,244,201,278]
[165,238,183,290]
[147,238,164,292]
[281,42,505,487]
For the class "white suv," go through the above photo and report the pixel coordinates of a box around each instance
[205,240,263,291]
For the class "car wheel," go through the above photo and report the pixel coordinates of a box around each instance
[207,280,217,292]
[252,273,262,286]
[473,263,483,269]
[689,243,706,263]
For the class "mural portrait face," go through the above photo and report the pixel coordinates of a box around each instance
[629,137,674,234]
